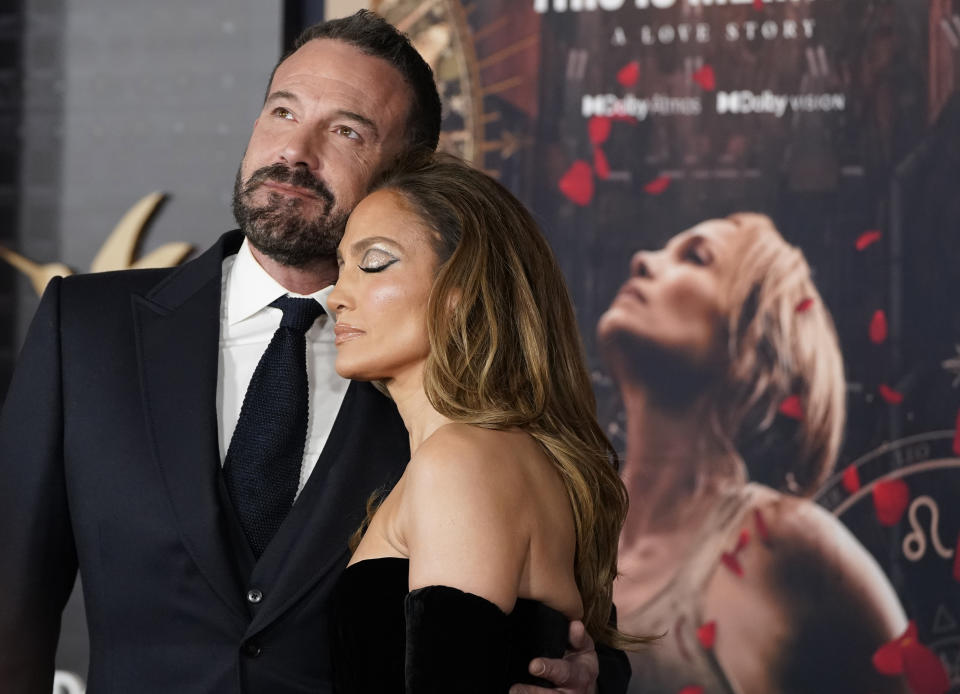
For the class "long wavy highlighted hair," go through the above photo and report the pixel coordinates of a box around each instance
[708,213,846,497]
[365,152,633,646]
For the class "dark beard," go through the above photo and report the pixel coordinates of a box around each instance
[232,163,348,267]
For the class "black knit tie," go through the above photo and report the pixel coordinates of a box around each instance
[224,296,324,558]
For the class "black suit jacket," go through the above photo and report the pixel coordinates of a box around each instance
[0,230,629,693]
[0,231,410,692]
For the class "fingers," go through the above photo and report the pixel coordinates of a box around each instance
[511,621,599,694]
[532,657,575,686]
[508,686,552,694]
[568,620,591,652]
[509,657,576,693]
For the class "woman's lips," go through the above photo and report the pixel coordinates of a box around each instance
[616,281,647,304]
[333,323,365,345]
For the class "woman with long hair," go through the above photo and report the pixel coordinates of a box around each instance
[599,213,908,694]
[326,153,639,693]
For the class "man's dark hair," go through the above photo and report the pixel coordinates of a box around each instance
[268,10,442,153]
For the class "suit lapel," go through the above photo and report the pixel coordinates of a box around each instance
[248,380,410,635]
[134,231,247,620]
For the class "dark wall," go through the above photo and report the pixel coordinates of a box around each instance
[0,0,23,395]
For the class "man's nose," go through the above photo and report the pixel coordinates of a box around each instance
[279,127,323,171]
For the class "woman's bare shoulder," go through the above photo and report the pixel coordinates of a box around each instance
[397,424,575,614]
[407,424,539,489]
[748,488,907,639]
[705,487,909,694]
[398,425,536,611]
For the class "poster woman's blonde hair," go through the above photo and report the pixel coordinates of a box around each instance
[709,213,846,496]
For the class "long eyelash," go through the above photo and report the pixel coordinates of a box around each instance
[358,258,398,274]
[684,242,709,265]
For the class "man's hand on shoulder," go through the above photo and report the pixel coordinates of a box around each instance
[510,620,598,694]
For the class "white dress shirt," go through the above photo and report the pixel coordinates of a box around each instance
[217,239,349,497]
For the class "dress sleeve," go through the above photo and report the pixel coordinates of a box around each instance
[0,277,78,692]
[597,604,632,694]
[404,585,568,693]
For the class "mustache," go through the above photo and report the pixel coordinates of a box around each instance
[243,163,335,206]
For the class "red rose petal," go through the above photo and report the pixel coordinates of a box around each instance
[643,175,671,195]
[593,147,611,180]
[842,465,861,493]
[720,552,743,577]
[778,395,804,420]
[696,621,716,649]
[734,528,751,553]
[904,621,919,641]
[558,161,594,206]
[873,639,905,675]
[795,298,814,313]
[753,508,770,544]
[869,310,888,344]
[872,478,910,527]
[952,408,960,456]
[873,621,921,675]
[753,0,764,9]
[692,65,716,91]
[856,230,883,251]
[588,116,612,146]
[617,60,640,88]
[878,384,904,405]
[902,641,950,694]
[679,687,704,694]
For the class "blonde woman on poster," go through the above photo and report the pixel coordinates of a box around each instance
[599,213,910,694]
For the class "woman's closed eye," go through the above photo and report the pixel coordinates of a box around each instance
[359,248,399,273]
[682,239,713,266]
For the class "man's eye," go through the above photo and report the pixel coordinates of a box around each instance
[359,248,397,273]
[273,107,294,120]
[335,125,360,140]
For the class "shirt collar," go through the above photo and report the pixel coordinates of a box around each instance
[225,238,332,325]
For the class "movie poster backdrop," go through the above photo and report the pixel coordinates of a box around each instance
[374,0,959,691]
[23,0,958,690]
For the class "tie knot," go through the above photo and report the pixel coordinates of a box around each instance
[271,296,324,334]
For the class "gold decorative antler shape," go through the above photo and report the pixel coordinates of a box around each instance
[0,192,193,296]
[0,248,73,297]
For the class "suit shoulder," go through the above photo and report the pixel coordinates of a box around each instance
[60,267,176,301]
[57,229,238,304]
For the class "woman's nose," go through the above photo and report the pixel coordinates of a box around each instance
[630,251,654,279]
[326,282,349,316]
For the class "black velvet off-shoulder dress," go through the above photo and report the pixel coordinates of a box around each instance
[332,557,570,693]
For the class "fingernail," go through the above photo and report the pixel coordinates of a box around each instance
[532,660,545,676]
